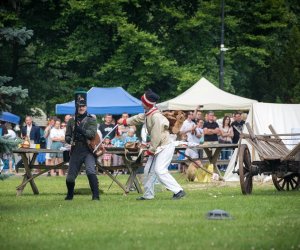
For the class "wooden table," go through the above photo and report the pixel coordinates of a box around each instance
[13,147,144,196]
[174,143,238,179]
[13,148,68,196]
[99,148,144,194]
[13,143,237,196]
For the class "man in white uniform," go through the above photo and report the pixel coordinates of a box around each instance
[118,89,185,200]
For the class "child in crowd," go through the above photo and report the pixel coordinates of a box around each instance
[111,133,124,166]
[102,137,113,167]
[124,128,139,144]
[111,133,125,148]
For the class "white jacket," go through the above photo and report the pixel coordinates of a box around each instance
[126,108,170,154]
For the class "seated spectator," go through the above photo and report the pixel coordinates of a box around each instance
[124,128,139,144]
[111,133,125,147]
[111,134,124,166]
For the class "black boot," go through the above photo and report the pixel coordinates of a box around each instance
[87,174,100,200]
[65,180,75,200]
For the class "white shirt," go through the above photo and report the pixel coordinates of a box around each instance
[3,129,17,139]
[26,125,32,137]
[180,120,199,144]
[50,127,65,141]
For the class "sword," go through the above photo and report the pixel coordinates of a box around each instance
[93,124,119,153]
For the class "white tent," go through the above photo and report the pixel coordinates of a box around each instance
[224,102,300,181]
[158,77,257,111]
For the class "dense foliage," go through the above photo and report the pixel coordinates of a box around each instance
[0,0,299,116]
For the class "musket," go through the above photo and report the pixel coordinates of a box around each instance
[93,124,119,153]
[71,97,80,146]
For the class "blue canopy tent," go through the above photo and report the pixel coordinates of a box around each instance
[55,87,144,115]
[0,111,20,124]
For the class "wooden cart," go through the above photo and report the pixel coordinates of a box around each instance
[235,123,300,194]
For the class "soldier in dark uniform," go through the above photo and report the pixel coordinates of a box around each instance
[64,92,99,200]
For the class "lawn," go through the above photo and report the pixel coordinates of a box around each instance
[0,173,299,250]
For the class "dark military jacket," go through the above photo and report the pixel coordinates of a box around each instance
[65,114,97,144]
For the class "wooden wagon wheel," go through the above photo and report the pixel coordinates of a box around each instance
[239,144,253,195]
[272,173,300,191]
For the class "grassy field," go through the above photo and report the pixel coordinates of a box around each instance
[0,173,299,250]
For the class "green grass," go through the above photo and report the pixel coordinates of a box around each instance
[0,173,299,250]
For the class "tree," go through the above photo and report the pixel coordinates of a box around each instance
[1,0,300,116]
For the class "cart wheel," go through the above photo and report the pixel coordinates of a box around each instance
[239,144,253,195]
[272,173,300,191]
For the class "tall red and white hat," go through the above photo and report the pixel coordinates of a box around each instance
[141,89,160,108]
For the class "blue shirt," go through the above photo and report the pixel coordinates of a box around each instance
[124,135,139,144]
[111,137,125,147]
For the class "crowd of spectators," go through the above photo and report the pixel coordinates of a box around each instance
[178,107,246,171]
[0,109,246,174]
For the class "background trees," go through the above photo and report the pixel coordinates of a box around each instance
[0,0,299,117]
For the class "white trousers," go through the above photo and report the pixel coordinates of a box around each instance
[142,143,183,199]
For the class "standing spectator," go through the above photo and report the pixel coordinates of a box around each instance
[195,119,205,158]
[21,116,41,168]
[61,122,67,133]
[64,115,72,124]
[192,105,203,123]
[204,113,209,122]
[99,114,116,139]
[180,111,199,159]
[203,111,220,144]
[3,123,17,173]
[49,119,65,176]
[219,116,234,171]
[4,123,16,139]
[231,111,245,144]
[21,116,40,144]
[44,117,56,171]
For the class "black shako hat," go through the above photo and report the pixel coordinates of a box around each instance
[75,90,87,107]
[141,89,160,108]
